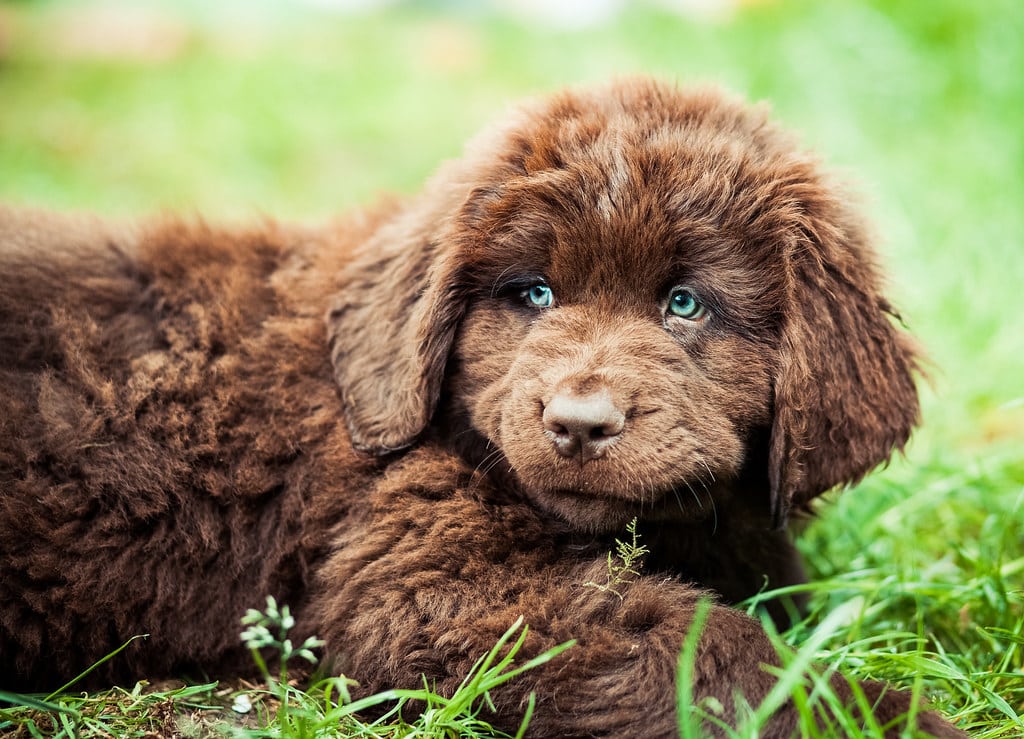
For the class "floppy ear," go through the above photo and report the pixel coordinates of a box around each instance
[769,206,921,525]
[326,193,469,455]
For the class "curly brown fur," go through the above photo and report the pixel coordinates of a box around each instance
[1,79,960,737]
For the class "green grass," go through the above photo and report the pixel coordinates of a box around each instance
[0,603,575,738]
[0,0,1021,735]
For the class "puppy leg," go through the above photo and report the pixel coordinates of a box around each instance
[306,463,962,738]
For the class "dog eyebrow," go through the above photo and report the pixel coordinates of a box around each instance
[489,265,526,298]
[489,266,552,298]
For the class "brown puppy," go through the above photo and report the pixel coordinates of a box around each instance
[0,79,959,737]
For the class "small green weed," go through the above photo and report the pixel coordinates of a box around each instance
[584,517,650,600]
[237,595,329,729]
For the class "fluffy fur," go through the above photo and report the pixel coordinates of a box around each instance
[0,79,960,737]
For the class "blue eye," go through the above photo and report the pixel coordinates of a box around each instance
[667,288,706,320]
[524,283,554,309]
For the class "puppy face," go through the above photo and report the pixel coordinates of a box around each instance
[446,147,788,530]
[328,80,920,533]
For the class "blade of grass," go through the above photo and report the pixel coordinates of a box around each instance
[44,634,148,701]
[676,595,714,739]
[0,691,81,716]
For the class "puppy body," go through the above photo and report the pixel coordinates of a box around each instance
[0,80,960,736]
[0,207,373,686]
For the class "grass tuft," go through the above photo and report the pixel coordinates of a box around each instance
[0,607,574,739]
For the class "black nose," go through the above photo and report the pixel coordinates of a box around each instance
[542,391,625,461]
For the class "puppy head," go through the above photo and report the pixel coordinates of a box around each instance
[328,79,920,532]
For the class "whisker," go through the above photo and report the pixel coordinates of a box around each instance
[697,457,716,484]
[684,482,703,509]
[690,457,719,535]
[467,448,507,493]
[669,484,686,516]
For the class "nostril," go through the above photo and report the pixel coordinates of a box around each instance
[591,414,625,440]
[548,421,570,438]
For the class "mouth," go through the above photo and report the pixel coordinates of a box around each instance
[519,480,719,533]
[548,484,649,505]
[521,486,643,532]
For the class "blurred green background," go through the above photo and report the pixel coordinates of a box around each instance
[1,0,1021,499]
